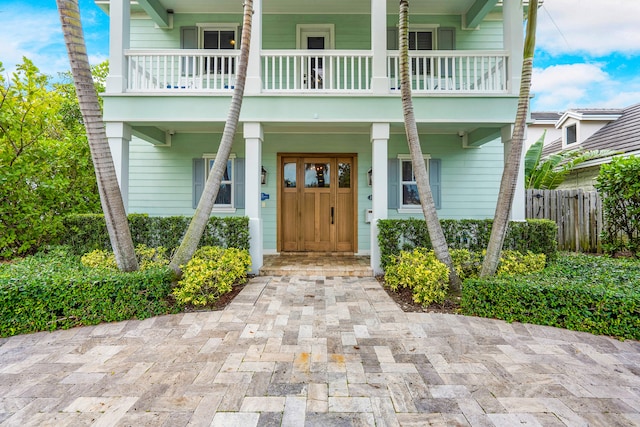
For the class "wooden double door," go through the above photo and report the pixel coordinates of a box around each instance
[279,154,356,252]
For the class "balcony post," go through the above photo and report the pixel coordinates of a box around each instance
[371,0,388,94]
[502,125,525,220]
[503,0,523,95]
[105,122,131,211]
[106,0,130,94]
[244,122,264,274]
[370,123,389,274]
[245,0,263,94]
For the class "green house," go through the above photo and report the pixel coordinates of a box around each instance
[98,0,529,274]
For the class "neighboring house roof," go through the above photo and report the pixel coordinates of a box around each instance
[540,103,640,159]
[556,108,624,128]
[531,111,562,123]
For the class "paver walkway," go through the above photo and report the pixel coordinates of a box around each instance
[1,275,639,426]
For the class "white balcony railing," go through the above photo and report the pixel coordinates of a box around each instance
[126,49,238,91]
[124,49,509,94]
[387,50,509,93]
[262,50,372,92]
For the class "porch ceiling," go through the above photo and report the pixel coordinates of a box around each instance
[128,121,501,137]
[96,0,495,16]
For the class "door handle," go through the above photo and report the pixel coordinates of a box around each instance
[331,207,334,225]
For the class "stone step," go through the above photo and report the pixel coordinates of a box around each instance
[259,255,373,277]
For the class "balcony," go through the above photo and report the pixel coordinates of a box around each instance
[125,49,509,95]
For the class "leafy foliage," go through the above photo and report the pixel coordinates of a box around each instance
[0,247,177,337]
[462,254,640,340]
[60,214,250,255]
[595,156,640,257]
[172,246,251,307]
[81,244,169,271]
[384,248,450,306]
[525,131,618,189]
[384,248,545,307]
[378,218,557,269]
[0,59,103,259]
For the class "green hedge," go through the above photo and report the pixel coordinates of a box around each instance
[378,218,558,269]
[461,254,640,340]
[59,214,250,255]
[0,248,178,337]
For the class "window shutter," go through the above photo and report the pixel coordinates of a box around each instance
[181,27,198,77]
[181,26,198,49]
[237,25,242,47]
[429,158,442,210]
[437,27,455,78]
[234,158,245,209]
[388,158,399,209]
[387,27,399,50]
[437,27,455,50]
[193,158,205,209]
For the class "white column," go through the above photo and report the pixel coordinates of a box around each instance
[503,0,524,95]
[245,0,263,95]
[370,123,389,274]
[371,0,388,94]
[106,0,130,93]
[105,122,131,211]
[502,125,525,220]
[244,122,264,274]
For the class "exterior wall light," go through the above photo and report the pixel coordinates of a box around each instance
[261,166,268,185]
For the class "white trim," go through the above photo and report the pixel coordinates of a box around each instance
[396,154,431,210]
[211,207,237,214]
[196,23,240,49]
[296,24,335,49]
[203,153,236,209]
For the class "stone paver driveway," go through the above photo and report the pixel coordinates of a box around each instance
[1,276,639,426]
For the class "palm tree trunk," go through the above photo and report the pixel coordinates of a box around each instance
[480,0,538,277]
[169,0,253,276]
[399,0,461,291]
[57,0,138,271]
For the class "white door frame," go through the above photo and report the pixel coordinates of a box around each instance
[296,24,335,49]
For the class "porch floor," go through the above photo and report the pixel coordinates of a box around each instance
[260,254,373,277]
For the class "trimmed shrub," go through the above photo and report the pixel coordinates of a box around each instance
[378,218,557,269]
[172,246,251,307]
[462,254,640,340]
[0,247,177,337]
[384,249,450,306]
[59,214,250,255]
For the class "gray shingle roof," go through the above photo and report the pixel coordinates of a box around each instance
[539,103,640,157]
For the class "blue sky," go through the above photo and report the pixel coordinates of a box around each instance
[1,0,639,112]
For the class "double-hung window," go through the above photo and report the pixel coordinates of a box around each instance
[399,154,430,209]
[565,124,577,145]
[204,154,235,209]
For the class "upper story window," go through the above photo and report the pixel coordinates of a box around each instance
[565,124,577,145]
[202,28,236,50]
[408,28,435,75]
[198,25,238,74]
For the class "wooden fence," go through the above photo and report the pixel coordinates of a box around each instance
[525,189,603,252]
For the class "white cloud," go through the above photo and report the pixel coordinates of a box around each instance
[531,63,608,110]
[537,0,640,56]
[531,63,640,111]
[0,5,64,76]
[0,3,108,79]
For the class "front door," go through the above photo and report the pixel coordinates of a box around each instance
[279,154,356,252]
